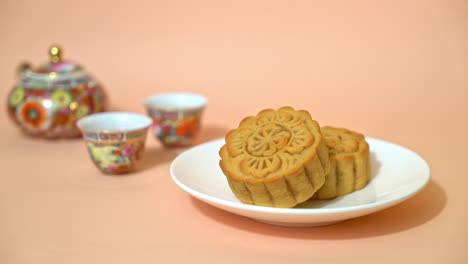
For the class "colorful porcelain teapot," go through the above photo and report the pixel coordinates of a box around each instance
[7,46,107,138]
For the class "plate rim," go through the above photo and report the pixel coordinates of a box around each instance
[170,137,431,215]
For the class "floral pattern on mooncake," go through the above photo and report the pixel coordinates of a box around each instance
[312,126,371,200]
[219,107,330,208]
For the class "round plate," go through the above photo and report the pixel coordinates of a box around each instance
[170,138,430,227]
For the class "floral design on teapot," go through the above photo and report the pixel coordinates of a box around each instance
[6,46,107,139]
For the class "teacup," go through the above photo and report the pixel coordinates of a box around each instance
[77,112,152,174]
[143,93,207,147]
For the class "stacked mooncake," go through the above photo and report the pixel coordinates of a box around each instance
[219,107,370,208]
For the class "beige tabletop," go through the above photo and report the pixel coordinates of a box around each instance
[0,0,467,263]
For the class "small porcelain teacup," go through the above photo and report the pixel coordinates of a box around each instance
[77,112,152,174]
[143,93,207,147]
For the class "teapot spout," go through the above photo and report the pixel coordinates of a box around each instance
[17,62,31,76]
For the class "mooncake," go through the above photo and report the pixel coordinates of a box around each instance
[219,107,329,208]
[313,126,370,199]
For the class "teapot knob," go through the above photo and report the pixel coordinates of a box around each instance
[49,45,62,63]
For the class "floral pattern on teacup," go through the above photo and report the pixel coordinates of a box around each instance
[86,136,145,174]
[150,114,201,147]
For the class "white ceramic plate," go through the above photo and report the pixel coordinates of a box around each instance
[170,138,430,227]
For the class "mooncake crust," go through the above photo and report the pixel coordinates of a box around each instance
[312,126,370,200]
[219,107,329,208]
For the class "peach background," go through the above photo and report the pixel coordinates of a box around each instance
[0,0,467,263]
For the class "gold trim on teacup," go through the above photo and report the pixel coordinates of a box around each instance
[82,128,148,142]
[146,108,204,120]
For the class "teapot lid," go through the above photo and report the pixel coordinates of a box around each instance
[19,45,92,89]
[33,46,82,74]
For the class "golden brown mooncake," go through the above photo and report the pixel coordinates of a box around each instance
[312,126,371,200]
[219,107,329,208]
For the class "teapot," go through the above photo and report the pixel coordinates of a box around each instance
[7,46,107,138]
